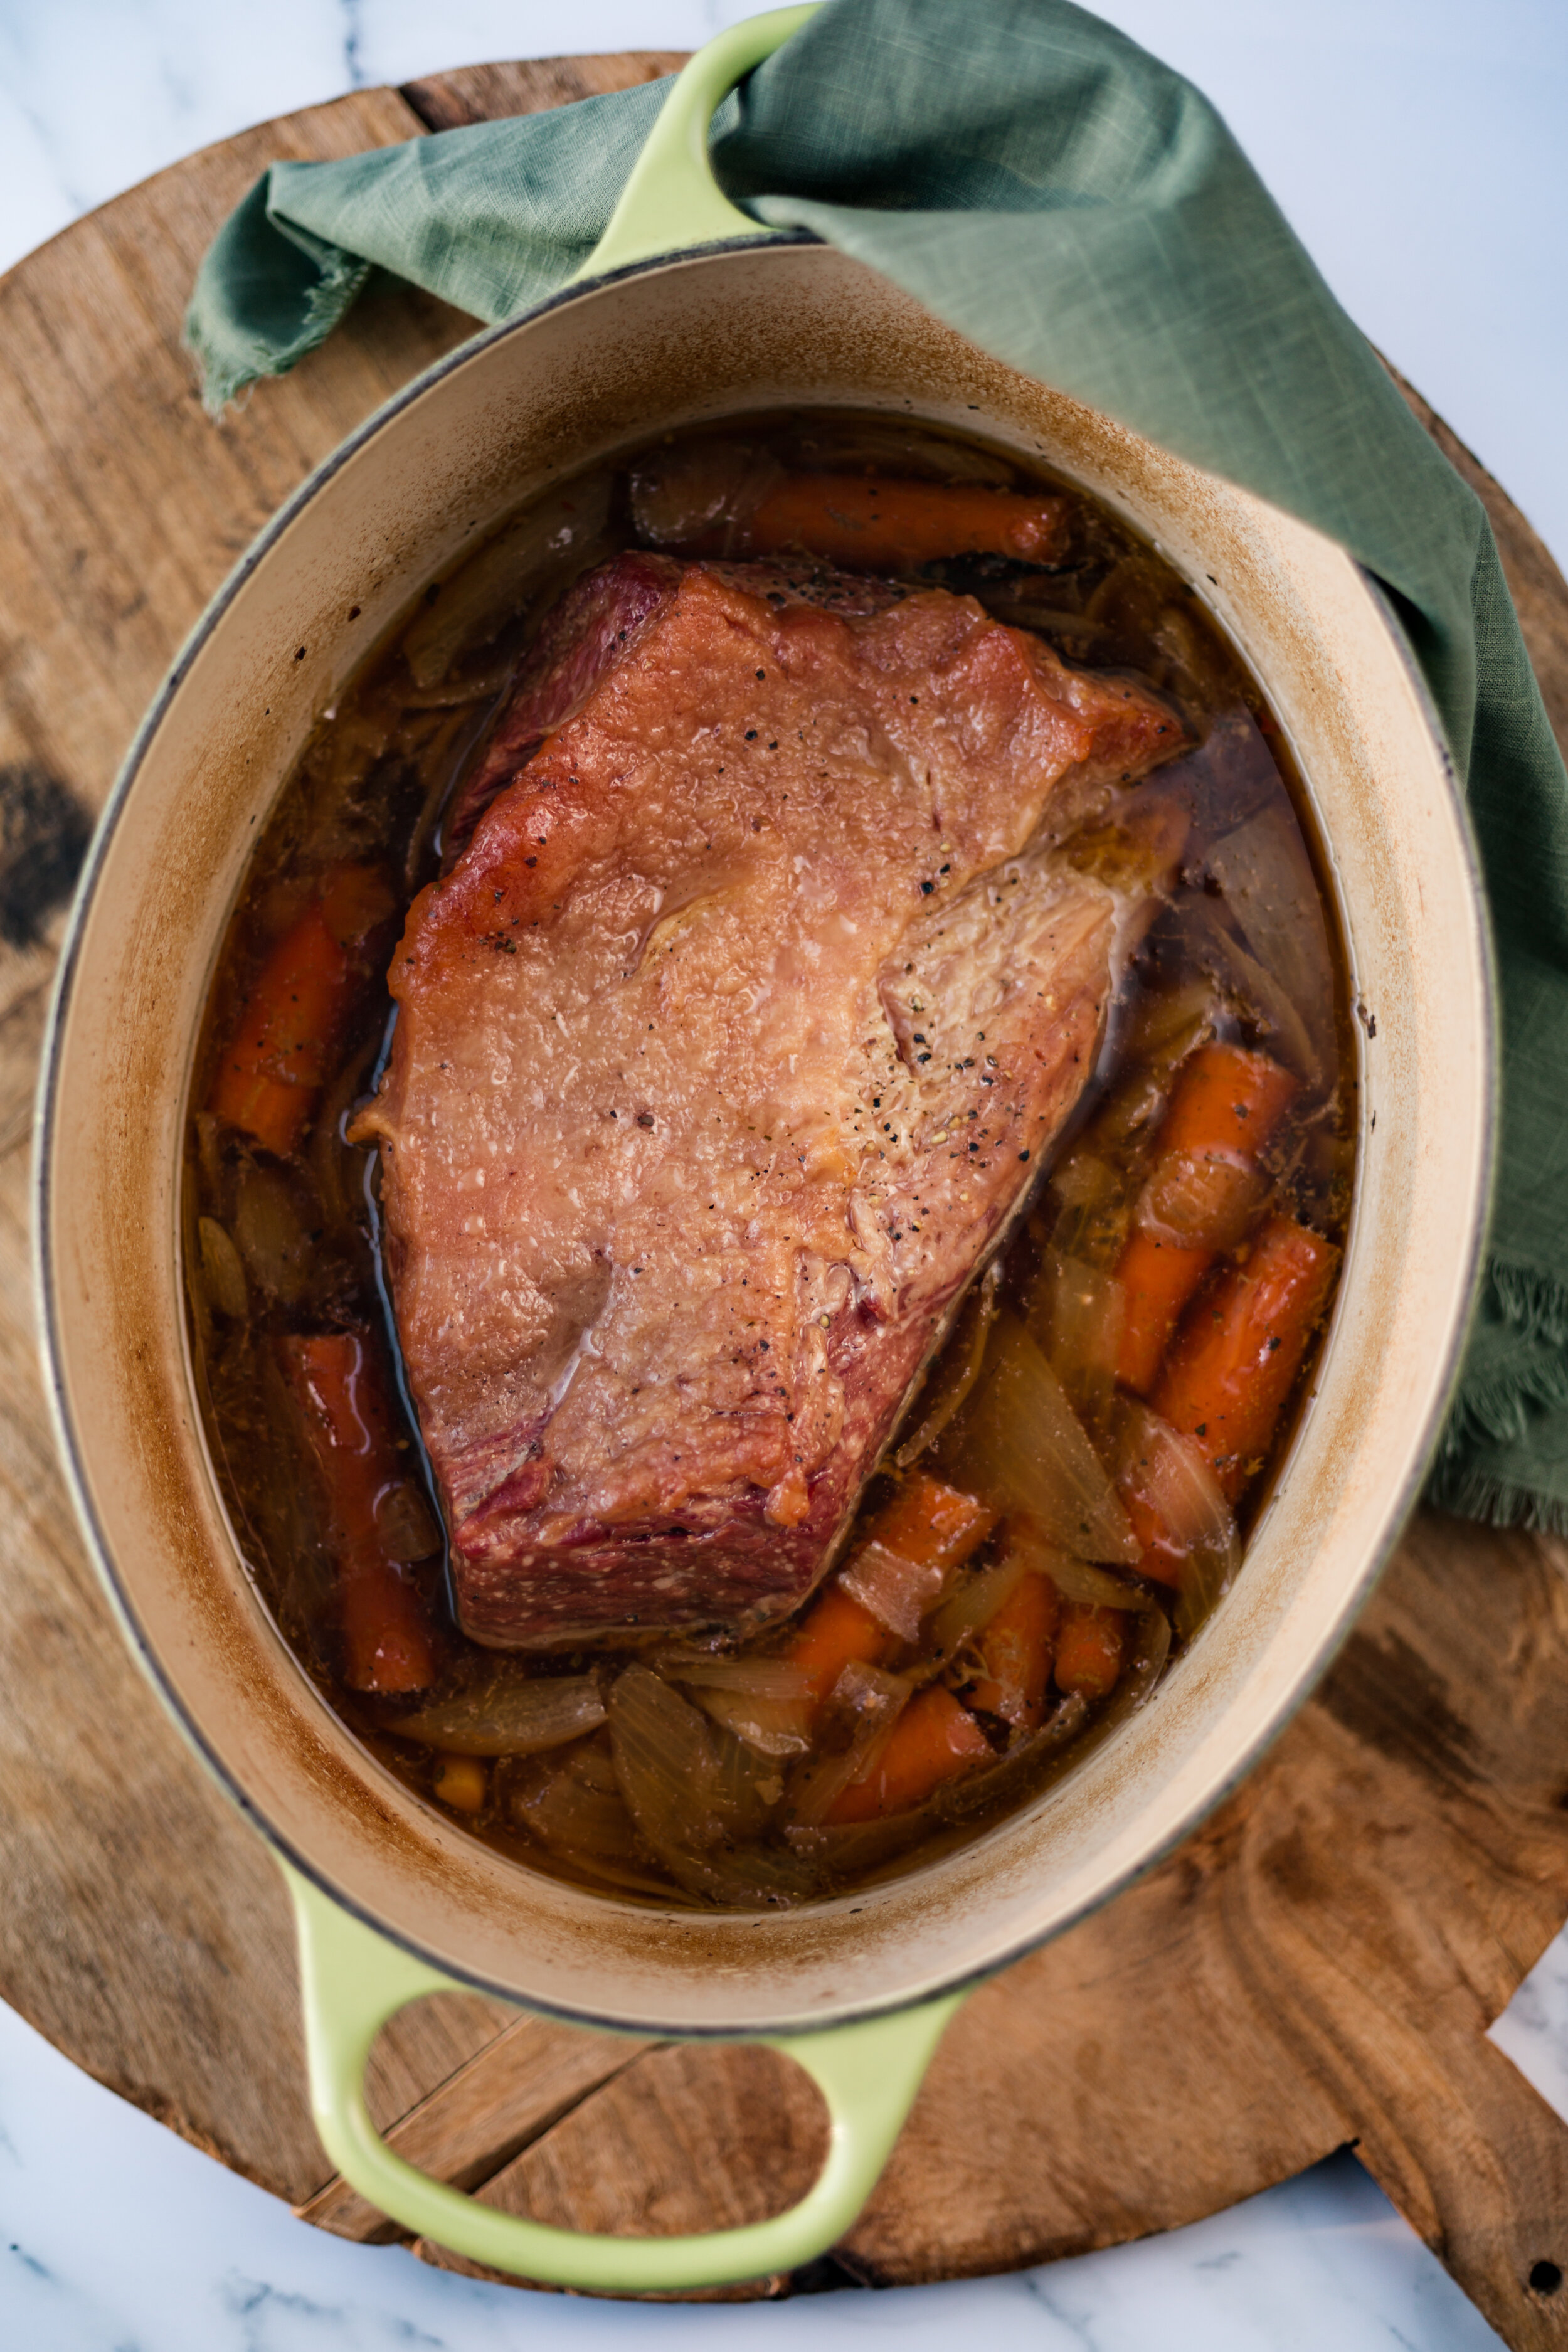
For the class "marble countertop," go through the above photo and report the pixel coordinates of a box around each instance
[0,3,1564,2345]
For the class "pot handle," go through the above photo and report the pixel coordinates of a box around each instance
[573,4,822,283]
[285,1863,964,2291]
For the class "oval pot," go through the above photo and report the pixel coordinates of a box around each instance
[36,7,1493,2294]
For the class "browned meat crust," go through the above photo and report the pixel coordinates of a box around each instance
[359,556,1180,1646]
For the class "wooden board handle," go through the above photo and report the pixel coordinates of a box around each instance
[1350,2008,1568,2345]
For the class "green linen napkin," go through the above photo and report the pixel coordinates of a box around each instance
[186,0,1568,1531]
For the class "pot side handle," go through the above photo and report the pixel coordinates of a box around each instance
[285,1863,964,2292]
[573,4,822,283]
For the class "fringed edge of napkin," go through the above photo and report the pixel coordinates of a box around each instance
[1428,1254,1568,1532]
[184,250,371,418]
[182,162,377,420]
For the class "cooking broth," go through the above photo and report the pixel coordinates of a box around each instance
[184,411,1353,1908]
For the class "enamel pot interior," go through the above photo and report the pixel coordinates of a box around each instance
[39,241,1491,2037]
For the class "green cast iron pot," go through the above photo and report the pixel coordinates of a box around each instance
[35,4,1493,2294]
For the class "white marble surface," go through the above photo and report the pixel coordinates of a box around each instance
[0,1959,1515,2352]
[0,1991,1512,2351]
[0,2,1565,2345]
[0,0,1562,565]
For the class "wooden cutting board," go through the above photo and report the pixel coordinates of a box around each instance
[3,52,1568,2349]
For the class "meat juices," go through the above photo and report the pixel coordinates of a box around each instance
[359,556,1182,1646]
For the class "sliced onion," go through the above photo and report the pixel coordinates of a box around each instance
[184,1197,213,1365]
[1136,1149,1265,1252]
[1207,805,1335,1077]
[1118,1399,1238,1557]
[233,1164,316,1305]
[1041,1150,1132,1276]
[402,477,613,687]
[1052,1149,1119,1219]
[655,1655,811,1700]
[307,1035,379,1235]
[1115,1398,1239,1640]
[1084,998,1214,1178]
[320,707,393,797]
[557,1852,686,1899]
[1083,1055,1170,1162]
[1084,560,1236,705]
[1150,600,1237,709]
[607,1665,725,1857]
[398,659,518,711]
[935,1690,1090,1821]
[1007,1521,1144,1609]
[664,1840,822,1909]
[1030,1250,1124,1431]
[393,1671,605,1757]
[508,1740,639,1860]
[926,1552,1030,1660]
[839,1540,946,1643]
[654,1651,815,1759]
[894,1257,1002,1469]
[1173,1546,1236,1645]
[830,1661,914,1735]
[193,1111,225,1193]
[1045,1555,1145,1609]
[628,440,781,553]
[707,1721,785,1838]
[1119,979,1217,1066]
[1085,553,1168,632]
[975,596,1116,647]
[785,1813,931,1882]
[1221,928,1319,1085]
[196,1216,248,1322]
[944,1313,1138,1565]
[1116,1604,1173,1712]
[687,1684,813,1760]
[1183,901,1320,1085]
[373,1480,441,1564]
[790,1663,911,1828]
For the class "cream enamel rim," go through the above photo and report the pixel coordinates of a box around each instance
[36,235,1495,2039]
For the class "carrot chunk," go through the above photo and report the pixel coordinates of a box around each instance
[1157,1042,1299,1161]
[790,1473,995,1708]
[1153,1214,1339,1500]
[212,866,394,1157]
[1118,1488,1182,1589]
[970,1571,1061,1729]
[281,1332,438,1694]
[868,1472,998,1572]
[1115,1043,1298,1393]
[1054,1603,1125,1700]
[788,1584,892,1707]
[1115,1231,1214,1401]
[739,475,1069,571]
[825,1687,992,1823]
